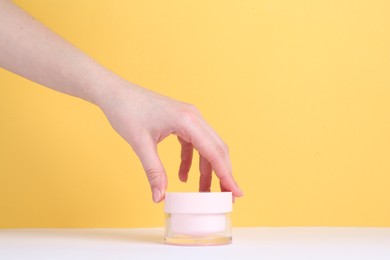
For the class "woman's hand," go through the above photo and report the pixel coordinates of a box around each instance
[98,81,243,202]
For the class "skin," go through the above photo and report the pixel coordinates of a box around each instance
[0,0,243,202]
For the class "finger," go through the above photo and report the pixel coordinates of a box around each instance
[133,137,167,203]
[220,181,236,203]
[201,123,234,184]
[178,137,193,183]
[198,125,242,197]
[199,154,212,192]
[220,180,229,192]
[177,117,243,197]
[194,137,240,197]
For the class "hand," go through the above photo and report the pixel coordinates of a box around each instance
[98,81,243,203]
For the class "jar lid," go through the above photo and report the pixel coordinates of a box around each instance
[164,192,232,214]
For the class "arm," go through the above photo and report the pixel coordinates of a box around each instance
[0,0,243,202]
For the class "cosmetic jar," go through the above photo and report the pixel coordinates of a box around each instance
[164,192,232,246]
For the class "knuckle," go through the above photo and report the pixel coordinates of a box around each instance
[178,109,198,128]
[222,142,229,153]
[207,148,224,166]
[180,104,200,119]
[145,168,161,184]
[180,156,192,165]
[174,104,202,138]
[218,174,229,183]
[215,143,227,158]
[184,103,199,114]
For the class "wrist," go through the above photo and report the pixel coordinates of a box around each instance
[81,64,132,109]
[92,76,143,120]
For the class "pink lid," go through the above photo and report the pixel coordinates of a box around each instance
[164,192,232,214]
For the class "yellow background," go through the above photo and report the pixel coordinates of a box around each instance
[1,0,389,227]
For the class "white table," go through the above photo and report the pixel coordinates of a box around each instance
[1,227,389,259]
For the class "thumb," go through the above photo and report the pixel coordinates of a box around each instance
[133,138,167,203]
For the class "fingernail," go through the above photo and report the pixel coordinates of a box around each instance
[152,187,161,203]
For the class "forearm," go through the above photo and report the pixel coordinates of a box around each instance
[0,0,123,105]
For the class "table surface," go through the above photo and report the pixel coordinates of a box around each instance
[1,227,389,259]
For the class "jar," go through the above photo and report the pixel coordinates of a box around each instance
[164,192,232,246]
